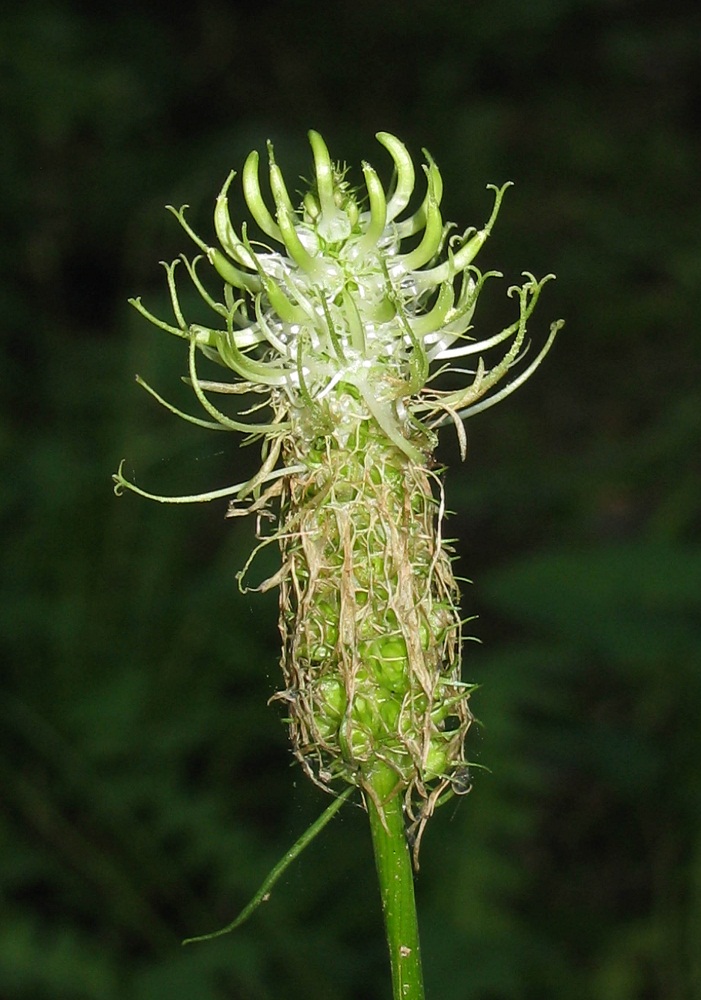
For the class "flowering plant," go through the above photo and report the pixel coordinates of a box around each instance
[115,130,561,1000]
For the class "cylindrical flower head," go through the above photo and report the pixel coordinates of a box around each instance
[116,131,562,852]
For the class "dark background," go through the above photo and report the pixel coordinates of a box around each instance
[2,1,701,998]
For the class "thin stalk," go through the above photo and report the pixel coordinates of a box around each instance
[365,762,425,1000]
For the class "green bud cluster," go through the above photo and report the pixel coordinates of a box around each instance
[115,131,561,851]
[274,417,473,846]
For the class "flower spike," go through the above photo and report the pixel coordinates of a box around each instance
[117,130,561,861]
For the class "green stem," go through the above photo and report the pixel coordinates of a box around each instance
[365,763,425,1000]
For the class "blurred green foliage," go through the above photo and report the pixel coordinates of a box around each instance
[2,1,700,997]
